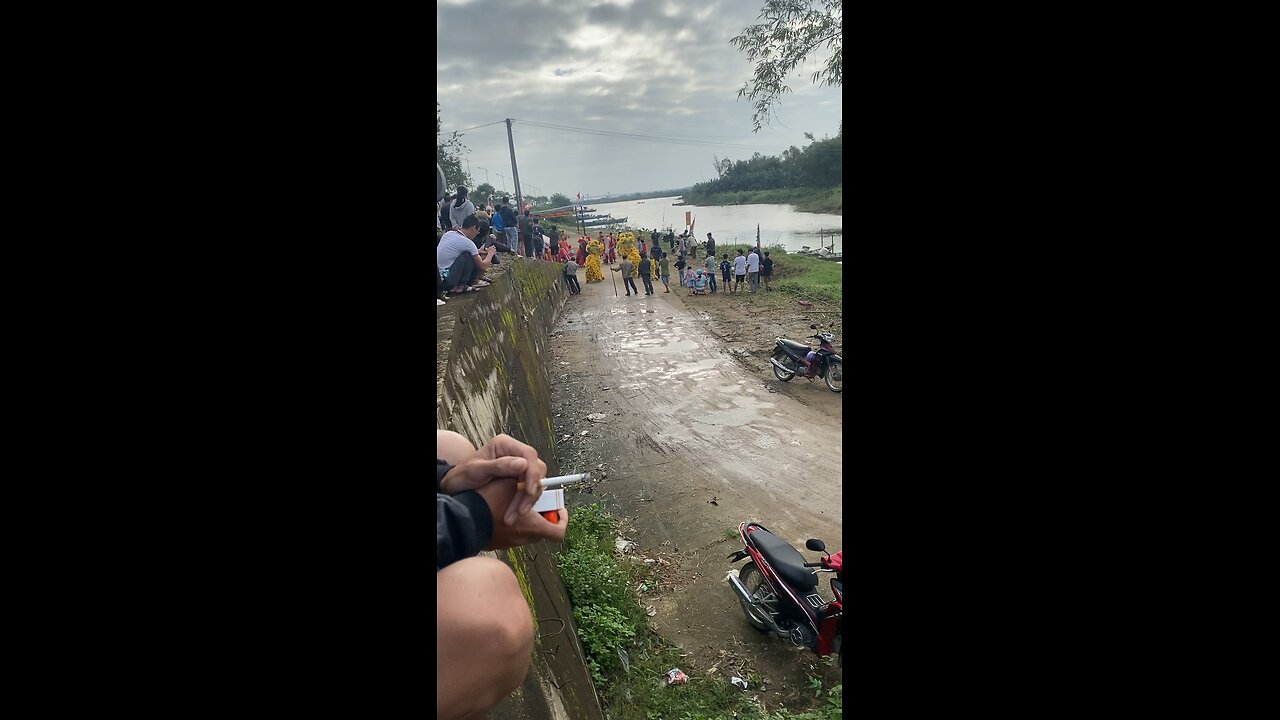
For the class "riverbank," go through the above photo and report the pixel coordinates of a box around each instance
[682,186,842,215]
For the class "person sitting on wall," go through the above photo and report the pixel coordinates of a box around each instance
[437,431,568,720]
[438,215,493,301]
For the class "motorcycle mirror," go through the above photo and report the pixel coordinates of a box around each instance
[809,324,818,330]
[805,538,826,552]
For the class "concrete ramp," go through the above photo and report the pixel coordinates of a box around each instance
[437,258,604,720]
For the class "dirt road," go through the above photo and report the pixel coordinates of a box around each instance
[548,266,844,702]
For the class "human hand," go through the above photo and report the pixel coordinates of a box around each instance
[440,454,530,497]
[477,479,568,548]
[474,434,547,525]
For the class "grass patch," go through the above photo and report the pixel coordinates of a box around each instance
[557,504,842,720]
[708,245,842,305]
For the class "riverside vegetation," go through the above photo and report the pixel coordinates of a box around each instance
[681,186,841,215]
[558,503,842,720]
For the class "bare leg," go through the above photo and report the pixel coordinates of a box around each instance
[438,430,477,466]
[437,556,535,720]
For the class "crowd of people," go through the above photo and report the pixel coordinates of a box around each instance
[438,187,560,304]
[437,185,778,304]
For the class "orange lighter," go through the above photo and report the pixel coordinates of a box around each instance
[533,488,565,524]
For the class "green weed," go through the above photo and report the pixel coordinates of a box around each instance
[557,503,842,720]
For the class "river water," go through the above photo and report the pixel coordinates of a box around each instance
[583,195,843,255]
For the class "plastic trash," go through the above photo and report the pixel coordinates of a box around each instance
[618,647,630,674]
[731,676,749,691]
[666,668,688,685]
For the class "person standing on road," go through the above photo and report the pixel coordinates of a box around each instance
[761,251,774,292]
[733,249,747,294]
[532,218,546,259]
[746,247,761,293]
[704,252,718,294]
[658,251,671,292]
[617,256,638,296]
[638,252,654,295]
[519,210,535,258]
[491,198,506,242]
[499,198,519,253]
[720,254,732,292]
[563,257,581,295]
[674,253,686,280]
[705,232,716,259]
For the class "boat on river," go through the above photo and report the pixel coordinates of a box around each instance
[581,216,626,227]
[797,246,842,261]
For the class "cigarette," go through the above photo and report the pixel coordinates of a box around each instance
[517,473,591,491]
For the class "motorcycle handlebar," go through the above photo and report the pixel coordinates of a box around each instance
[803,562,823,567]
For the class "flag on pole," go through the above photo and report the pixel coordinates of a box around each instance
[756,223,760,251]
[690,215,695,236]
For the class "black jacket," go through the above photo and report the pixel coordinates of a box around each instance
[437,459,495,570]
[499,205,517,226]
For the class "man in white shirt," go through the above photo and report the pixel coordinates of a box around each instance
[732,249,748,294]
[438,215,493,303]
[746,248,761,293]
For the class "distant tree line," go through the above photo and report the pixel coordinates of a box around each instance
[691,125,841,195]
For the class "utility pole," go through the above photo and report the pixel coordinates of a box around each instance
[506,118,524,212]
[477,166,489,185]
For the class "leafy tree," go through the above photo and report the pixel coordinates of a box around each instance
[436,102,471,190]
[473,183,497,207]
[730,0,842,132]
[548,192,572,208]
[689,126,841,196]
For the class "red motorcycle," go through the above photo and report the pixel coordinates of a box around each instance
[727,522,843,665]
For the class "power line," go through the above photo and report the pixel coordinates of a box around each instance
[446,119,506,134]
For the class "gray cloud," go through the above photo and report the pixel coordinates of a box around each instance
[437,0,842,197]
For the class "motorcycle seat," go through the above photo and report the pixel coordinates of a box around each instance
[747,528,818,591]
[778,338,810,354]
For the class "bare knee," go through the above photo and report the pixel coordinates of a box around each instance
[437,557,534,718]
[437,430,477,467]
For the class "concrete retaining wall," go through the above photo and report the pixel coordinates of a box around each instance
[437,258,603,720]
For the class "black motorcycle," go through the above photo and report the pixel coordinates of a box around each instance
[770,324,842,393]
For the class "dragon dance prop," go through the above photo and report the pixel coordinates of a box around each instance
[585,238,604,283]
[617,231,640,277]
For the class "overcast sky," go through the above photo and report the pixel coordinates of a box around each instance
[436,0,842,201]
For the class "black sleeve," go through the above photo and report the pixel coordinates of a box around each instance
[437,459,453,492]
[437,491,495,571]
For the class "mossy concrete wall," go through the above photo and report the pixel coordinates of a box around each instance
[437,259,603,720]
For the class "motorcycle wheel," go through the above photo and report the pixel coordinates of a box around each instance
[824,360,843,393]
[737,561,774,632]
[772,351,797,382]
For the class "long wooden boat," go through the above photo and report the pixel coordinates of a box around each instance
[581,216,626,227]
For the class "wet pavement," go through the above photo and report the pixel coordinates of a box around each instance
[548,266,843,697]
